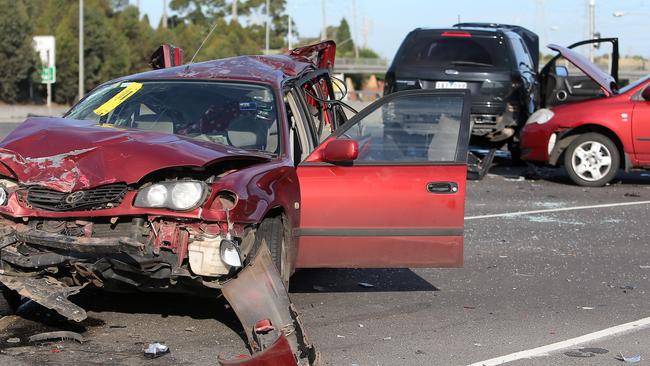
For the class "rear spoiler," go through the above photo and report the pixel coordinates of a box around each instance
[288,40,336,70]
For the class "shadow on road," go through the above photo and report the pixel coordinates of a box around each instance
[289,268,439,293]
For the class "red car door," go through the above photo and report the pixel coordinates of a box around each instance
[294,90,470,268]
[632,83,650,163]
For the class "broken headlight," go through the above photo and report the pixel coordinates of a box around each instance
[134,181,207,211]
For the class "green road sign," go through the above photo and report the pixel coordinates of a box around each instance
[40,66,56,84]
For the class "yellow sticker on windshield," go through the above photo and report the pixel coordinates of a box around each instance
[93,82,143,116]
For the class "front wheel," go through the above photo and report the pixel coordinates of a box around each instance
[254,216,291,288]
[563,133,619,187]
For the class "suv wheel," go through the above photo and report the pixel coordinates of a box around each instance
[563,133,619,187]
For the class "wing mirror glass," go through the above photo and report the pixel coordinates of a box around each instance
[322,139,359,163]
[642,86,650,101]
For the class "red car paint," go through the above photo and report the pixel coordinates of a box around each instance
[521,76,650,166]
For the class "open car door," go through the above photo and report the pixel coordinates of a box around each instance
[540,38,618,107]
[294,90,470,268]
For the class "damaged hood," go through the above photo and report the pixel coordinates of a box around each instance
[0,117,269,192]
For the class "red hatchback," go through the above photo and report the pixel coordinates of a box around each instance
[521,45,650,186]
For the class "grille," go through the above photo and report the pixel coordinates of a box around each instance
[26,183,128,212]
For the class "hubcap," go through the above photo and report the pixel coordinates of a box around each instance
[571,141,612,182]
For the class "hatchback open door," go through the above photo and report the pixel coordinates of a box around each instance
[294,90,470,268]
[540,38,619,107]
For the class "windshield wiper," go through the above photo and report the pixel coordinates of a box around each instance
[451,61,494,67]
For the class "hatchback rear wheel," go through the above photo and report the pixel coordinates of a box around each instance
[563,133,619,187]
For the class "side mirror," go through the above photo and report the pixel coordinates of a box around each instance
[150,44,184,70]
[642,86,650,101]
[322,139,358,163]
[555,66,569,78]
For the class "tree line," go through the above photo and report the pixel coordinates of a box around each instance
[0,0,377,105]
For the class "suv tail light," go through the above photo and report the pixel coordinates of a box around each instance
[441,31,471,37]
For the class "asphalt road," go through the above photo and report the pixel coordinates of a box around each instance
[0,121,650,365]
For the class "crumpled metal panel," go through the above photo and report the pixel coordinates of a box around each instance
[0,274,87,322]
[0,117,269,192]
[221,244,318,365]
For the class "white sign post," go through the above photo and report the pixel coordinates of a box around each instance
[33,36,56,109]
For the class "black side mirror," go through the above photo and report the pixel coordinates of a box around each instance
[642,85,650,101]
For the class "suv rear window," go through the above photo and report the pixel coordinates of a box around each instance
[395,32,510,69]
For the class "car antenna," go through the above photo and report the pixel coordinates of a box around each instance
[185,20,220,71]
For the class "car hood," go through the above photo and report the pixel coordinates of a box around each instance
[0,117,270,192]
[547,44,617,96]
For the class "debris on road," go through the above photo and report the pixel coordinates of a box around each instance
[336,335,345,338]
[184,326,195,332]
[580,306,595,310]
[463,305,476,310]
[616,353,641,363]
[29,331,84,344]
[6,337,20,343]
[382,337,392,341]
[624,192,641,197]
[358,282,374,288]
[143,342,170,359]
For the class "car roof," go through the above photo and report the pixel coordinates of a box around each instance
[412,27,503,36]
[114,54,317,88]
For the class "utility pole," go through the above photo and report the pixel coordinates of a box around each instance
[231,0,237,22]
[78,0,84,100]
[162,0,168,29]
[320,0,326,40]
[588,0,595,62]
[265,0,270,54]
[352,0,359,59]
[288,15,293,49]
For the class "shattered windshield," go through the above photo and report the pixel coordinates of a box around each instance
[66,81,280,154]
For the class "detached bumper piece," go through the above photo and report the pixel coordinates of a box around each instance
[467,148,496,181]
[220,245,319,366]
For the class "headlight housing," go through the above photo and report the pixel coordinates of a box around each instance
[134,181,207,211]
[526,108,555,125]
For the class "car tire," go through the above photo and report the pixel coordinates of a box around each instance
[255,216,291,288]
[0,284,20,316]
[563,133,619,187]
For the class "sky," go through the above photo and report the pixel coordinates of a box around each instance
[134,0,650,60]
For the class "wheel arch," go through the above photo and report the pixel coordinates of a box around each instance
[549,124,628,170]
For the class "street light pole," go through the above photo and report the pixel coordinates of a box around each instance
[78,0,84,100]
[265,0,270,54]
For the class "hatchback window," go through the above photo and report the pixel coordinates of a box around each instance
[66,81,280,154]
[395,32,510,69]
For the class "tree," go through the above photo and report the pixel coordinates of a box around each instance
[0,0,40,103]
[335,18,353,55]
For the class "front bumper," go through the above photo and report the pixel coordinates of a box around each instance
[520,122,555,163]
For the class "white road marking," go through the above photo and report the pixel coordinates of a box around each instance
[465,200,650,220]
[467,316,650,366]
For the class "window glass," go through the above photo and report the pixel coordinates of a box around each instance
[395,33,510,69]
[341,95,463,163]
[66,81,279,154]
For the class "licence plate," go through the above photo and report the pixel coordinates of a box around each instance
[435,81,468,89]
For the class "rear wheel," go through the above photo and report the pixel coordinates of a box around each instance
[563,133,619,187]
[254,216,291,288]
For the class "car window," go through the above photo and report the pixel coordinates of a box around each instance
[340,94,464,163]
[66,81,280,154]
[395,32,510,69]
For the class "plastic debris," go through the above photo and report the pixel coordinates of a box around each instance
[6,337,20,344]
[29,331,83,344]
[616,353,641,363]
[581,306,594,310]
[358,324,364,328]
[336,335,345,338]
[639,265,650,269]
[382,337,392,341]
[144,343,170,359]
[463,305,476,310]
[185,326,195,332]
[109,325,127,329]
[358,282,374,288]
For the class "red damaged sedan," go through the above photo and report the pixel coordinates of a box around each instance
[521,44,650,186]
[0,42,470,324]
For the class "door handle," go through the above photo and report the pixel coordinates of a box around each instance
[427,182,458,194]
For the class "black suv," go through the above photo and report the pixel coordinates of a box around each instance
[385,23,539,146]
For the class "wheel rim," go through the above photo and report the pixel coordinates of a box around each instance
[571,141,612,182]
